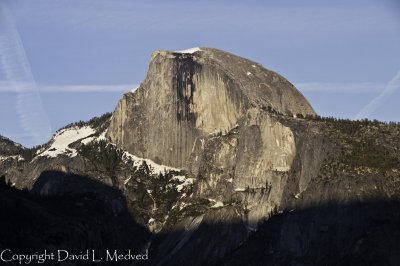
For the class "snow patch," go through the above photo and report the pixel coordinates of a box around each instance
[211,201,224,208]
[179,202,188,211]
[175,47,201,54]
[0,155,24,162]
[124,176,132,185]
[172,175,186,182]
[176,178,195,192]
[246,71,252,76]
[200,138,205,149]
[131,86,139,93]
[81,136,95,145]
[38,126,95,158]
[81,130,107,145]
[97,131,107,140]
[235,187,247,192]
[123,151,180,175]
[172,201,189,211]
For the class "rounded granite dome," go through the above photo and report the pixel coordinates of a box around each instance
[107,47,316,169]
[167,47,316,118]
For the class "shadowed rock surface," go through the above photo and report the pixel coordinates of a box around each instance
[217,200,400,266]
[0,173,150,265]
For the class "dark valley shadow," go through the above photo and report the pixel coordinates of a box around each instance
[145,200,400,266]
[0,172,150,266]
[1,173,400,266]
[216,200,400,266]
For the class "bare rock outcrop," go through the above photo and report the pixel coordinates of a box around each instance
[107,48,315,170]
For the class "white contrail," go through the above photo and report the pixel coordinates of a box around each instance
[0,1,51,145]
[355,70,400,120]
[0,81,136,93]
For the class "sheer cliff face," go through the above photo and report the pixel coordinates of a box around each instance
[107,48,315,169]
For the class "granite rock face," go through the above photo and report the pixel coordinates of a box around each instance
[106,47,317,230]
[107,48,315,169]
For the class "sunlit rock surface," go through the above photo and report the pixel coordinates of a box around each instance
[107,47,315,170]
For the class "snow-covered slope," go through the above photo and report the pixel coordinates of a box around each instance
[38,126,95,158]
[123,151,180,176]
[174,47,201,54]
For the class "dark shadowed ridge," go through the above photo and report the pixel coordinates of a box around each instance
[0,172,150,266]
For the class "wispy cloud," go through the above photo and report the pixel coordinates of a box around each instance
[0,1,51,145]
[42,84,137,93]
[0,81,136,93]
[295,82,384,93]
[355,70,400,119]
[1,80,386,95]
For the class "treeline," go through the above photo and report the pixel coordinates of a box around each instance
[303,114,399,126]
[344,138,398,170]
[19,144,47,161]
[57,112,112,133]
[300,115,400,136]
[78,139,123,182]
[0,134,44,161]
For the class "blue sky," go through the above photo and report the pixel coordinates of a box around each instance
[0,0,399,147]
